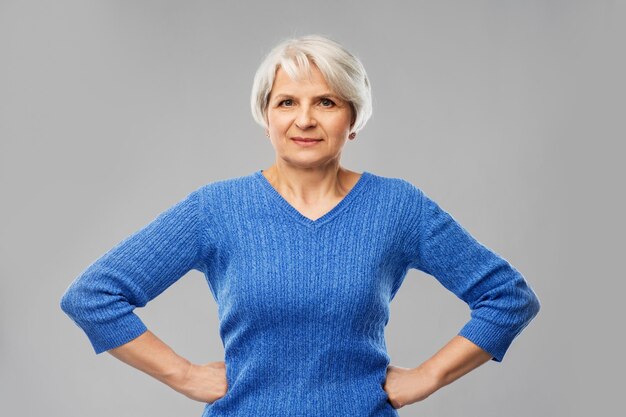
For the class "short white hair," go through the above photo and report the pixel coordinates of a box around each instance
[250,34,372,134]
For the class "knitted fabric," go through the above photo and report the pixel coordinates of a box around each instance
[60,169,541,416]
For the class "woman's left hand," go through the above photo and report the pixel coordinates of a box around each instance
[382,364,441,409]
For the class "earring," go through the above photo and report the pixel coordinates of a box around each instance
[265,131,270,137]
[349,132,356,139]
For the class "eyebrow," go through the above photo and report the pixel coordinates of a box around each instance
[271,93,341,101]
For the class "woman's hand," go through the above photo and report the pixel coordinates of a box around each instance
[383,364,441,409]
[167,360,229,403]
[383,336,494,409]
[106,331,229,404]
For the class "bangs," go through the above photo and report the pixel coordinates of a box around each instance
[279,50,314,82]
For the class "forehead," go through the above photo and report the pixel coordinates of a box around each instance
[270,64,332,96]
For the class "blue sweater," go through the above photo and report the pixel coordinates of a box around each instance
[60,169,540,416]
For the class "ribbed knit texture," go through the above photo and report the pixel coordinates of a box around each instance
[60,169,541,417]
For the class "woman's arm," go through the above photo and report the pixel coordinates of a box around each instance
[107,329,227,403]
[421,335,493,389]
[60,187,229,403]
[401,183,541,363]
[60,188,229,402]
[388,183,541,408]
[385,335,492,408]
[60,188,207,354]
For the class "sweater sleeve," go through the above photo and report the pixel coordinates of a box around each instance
[60,188,205,354]
[403,184,541,362]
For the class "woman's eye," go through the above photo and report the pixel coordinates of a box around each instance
[279,99,293,107]
[320,98,335,107]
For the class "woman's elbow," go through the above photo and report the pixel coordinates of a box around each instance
[60,282,83,320]
[530,291,541,318]
[60,276,96,322]
[523,286,541,323]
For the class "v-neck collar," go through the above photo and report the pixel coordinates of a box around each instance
[253,169,372,228]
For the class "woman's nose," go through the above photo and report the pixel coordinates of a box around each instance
[295,106,317,129]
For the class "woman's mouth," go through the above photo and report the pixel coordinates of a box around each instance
[291,137,322,146]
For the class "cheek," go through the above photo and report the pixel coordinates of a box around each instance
[329,109,352,128]
[329,117,352,134]
[267,112,290,131]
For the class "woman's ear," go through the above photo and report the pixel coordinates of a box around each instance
[349,103,357,129]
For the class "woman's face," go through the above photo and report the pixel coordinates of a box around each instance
[266,63,354,170]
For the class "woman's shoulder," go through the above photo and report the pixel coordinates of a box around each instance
[195,171,258,196]
[365,171,423,197]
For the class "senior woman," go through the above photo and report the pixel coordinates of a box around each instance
[60,34,541,416]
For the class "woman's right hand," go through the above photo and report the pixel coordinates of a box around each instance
[169,360,229,403]
[105,331,228,404]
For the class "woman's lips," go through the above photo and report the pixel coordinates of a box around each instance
[292,137,322,146]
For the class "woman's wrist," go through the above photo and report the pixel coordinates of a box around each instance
[411,362,445,395]
[412,335,494,393]
[108,330,194,391]
[159,356,193,390]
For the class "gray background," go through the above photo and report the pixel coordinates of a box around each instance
[2,0,624,416]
